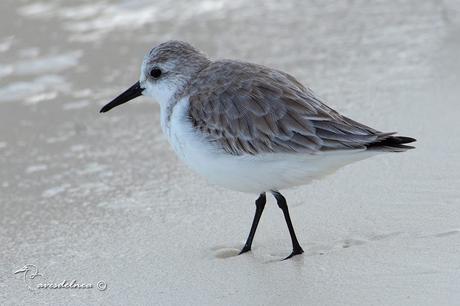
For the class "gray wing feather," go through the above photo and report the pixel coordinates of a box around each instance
[187,60,391,155]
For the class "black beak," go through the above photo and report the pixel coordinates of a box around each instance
[100,81,143,113]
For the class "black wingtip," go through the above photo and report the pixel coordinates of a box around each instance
[392,136,416,144]
[366,135,417,152]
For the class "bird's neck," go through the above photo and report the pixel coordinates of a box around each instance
[156,82,189,136]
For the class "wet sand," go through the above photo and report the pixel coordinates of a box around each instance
[1,0,460,305]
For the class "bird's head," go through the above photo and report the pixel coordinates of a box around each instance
[14,265,29,274]
[14,264,37,274]
[100,40,210,113]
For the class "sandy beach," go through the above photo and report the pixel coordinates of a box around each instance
[1,0,460,305]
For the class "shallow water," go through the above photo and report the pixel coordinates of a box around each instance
[1,0,460,305]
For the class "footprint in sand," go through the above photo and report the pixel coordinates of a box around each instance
[211,245,242,258]
[433,229,460,238]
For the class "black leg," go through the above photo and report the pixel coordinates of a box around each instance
[240,193,266,254]
[271,191,304,259]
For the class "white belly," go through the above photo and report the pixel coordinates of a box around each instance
[164,98,376,193]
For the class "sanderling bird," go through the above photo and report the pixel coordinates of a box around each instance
[100,40,415,259]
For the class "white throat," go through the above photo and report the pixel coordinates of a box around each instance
[142,80,182,135]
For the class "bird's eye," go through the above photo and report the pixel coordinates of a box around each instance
[150,68,162,78]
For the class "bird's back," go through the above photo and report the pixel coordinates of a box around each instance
[184,60,415,156]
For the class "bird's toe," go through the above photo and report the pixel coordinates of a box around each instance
[239,245,251,255]
[283,247,304,260]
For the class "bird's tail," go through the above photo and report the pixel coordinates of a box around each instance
[366,135,416,152]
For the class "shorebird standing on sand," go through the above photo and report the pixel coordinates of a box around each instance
[100,40,415,259]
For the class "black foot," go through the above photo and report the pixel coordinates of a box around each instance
[283,246,304,260]
[239,245,251,255]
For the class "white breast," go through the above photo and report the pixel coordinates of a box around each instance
[162,97,376,194]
